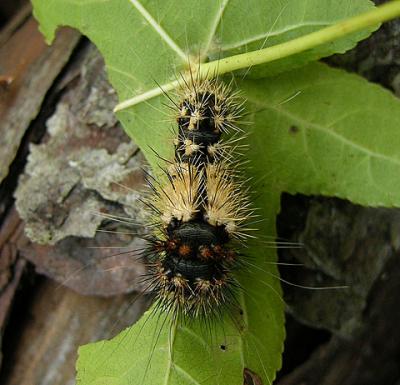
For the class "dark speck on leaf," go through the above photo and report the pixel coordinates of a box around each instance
[289,125,300,134]
[220,344,227,351]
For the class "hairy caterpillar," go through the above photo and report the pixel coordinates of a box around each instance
[141,75,253,321]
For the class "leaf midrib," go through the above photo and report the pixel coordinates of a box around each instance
[163,317,177,385]
[129,0,187,61]
[203,0,230,56]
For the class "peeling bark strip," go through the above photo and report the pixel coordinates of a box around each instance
[0,17,80,184]
[244,368,263,385]
[0,207,26,331]
[0,280,149,385]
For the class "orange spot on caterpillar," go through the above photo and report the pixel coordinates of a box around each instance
[178,244,192,257]
[198,245,213,260]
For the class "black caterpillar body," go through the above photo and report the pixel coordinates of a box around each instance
[143,78,252,320]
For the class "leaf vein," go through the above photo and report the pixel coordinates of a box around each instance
[179,326,210,350]
[204,0,230,55]
[163,319,178,385]
[255,104,400,168]
[129,0,187,61]
[108,65,141,84]
[173,364,202,385]
[219,21,330,51]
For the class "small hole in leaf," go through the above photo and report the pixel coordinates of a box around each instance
[220,344,227,351]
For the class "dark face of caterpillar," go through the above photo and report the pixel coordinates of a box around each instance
[147,218,239,318]
[166,220,234,277]
[143,79,249,320]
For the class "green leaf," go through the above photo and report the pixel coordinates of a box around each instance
[31,0,377,165]
[76,60,400,385]
[33,0,376,86]
[242,62,400,207]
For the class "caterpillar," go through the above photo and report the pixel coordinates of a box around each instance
[142,75,253,321]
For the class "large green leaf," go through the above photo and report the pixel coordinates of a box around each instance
[33,0,376,85]
[77,61,400,385]
[73,58,400,385]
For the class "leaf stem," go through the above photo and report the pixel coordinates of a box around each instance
[114,0,400,112]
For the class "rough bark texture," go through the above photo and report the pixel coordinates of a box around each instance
[1,2,400,385]
[14,43,148,296]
